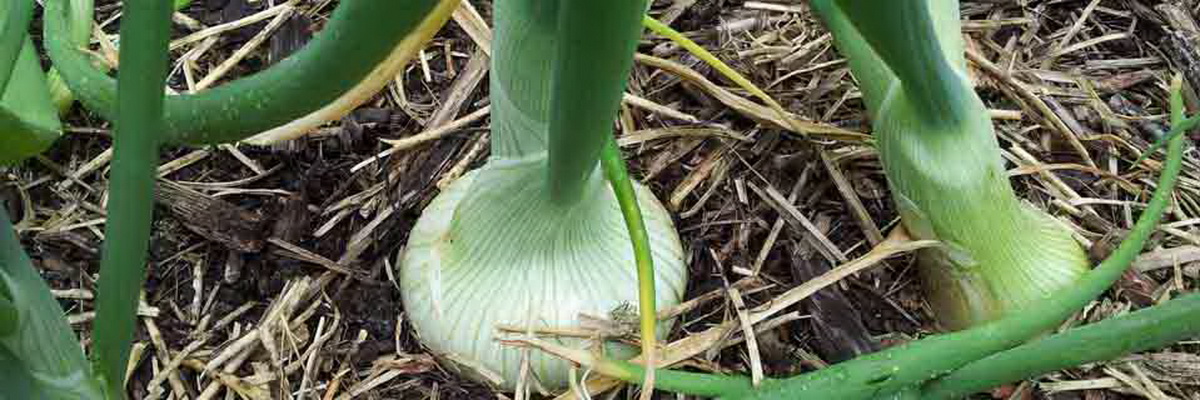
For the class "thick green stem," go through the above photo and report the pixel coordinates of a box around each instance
[44,0,437,145]
[820,0,1091,331]
[923,293,1200,399]
[92,0,172,395]
[834,0,969,123]
[546,0,647,204]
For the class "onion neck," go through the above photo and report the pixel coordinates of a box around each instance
[489,0,556,160]
[490,0,647,206]
[817,0,1090,330]
[878,87,1090,330]
[448,157,612,268]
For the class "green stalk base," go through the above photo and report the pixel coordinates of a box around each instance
[876,69,1090,330]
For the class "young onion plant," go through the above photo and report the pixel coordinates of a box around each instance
[398,0,688,391]
[817,0,1091,330]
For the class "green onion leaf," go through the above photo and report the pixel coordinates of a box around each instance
[91,0,173,394]
[922,293,1200,398]
[1,208,102,398]
[547,0,648,203]
[0,0,62,164]
[834,0,970,123]
[0,37,63,164]
[43,0,439,144]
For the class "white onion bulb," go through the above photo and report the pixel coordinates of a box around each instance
[399,155,688,390]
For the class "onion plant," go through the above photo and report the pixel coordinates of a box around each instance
[819,0,1091,330]
[398,0,688,391]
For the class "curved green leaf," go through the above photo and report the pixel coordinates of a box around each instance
[0,0,62,164]
[44,0,438,145]
[1,213,102,398]
[46,0,97,114]
[0,37,62,165]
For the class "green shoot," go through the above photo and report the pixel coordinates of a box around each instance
[91,0,172,394]
[601,135,659,398]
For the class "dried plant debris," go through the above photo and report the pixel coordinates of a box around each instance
[0,0,1196,398]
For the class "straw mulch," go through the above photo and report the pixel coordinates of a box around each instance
[2,0,1198,398]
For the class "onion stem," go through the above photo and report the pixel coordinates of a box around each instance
[547,0,648,204]
[91,0,172,394]
[600,136,658,398]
